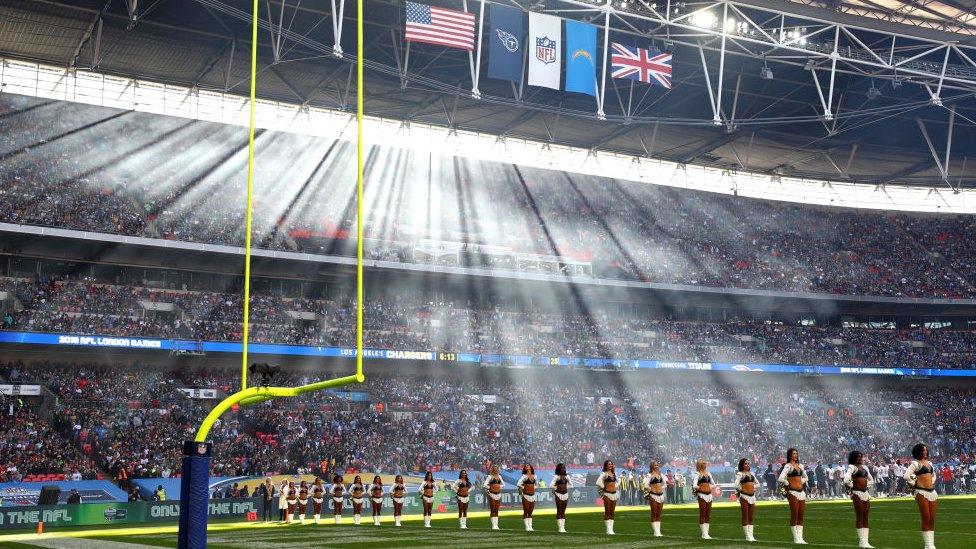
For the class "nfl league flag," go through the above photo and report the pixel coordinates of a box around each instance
[527,12,561,90]
[404,1,476,50]
[610,43,673,88]
[487,4,525,83]
[564,19,598,96]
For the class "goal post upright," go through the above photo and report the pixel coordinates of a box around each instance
[176,0,366,544]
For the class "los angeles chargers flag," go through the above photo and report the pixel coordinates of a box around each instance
[527,12,561,90]
[487,4,525,83]
[564,19,598,96]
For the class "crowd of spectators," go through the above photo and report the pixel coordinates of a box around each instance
[2,94,975,298]
[0,394,99,482]
[1,361,975,487]
[3,275,975,369]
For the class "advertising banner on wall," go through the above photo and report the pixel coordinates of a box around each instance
[0,489,603,531]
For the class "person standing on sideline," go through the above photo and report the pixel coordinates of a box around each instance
[665,469,675,504]
[675,470,686,504]
[764,463,778,500]
[257,478,276,522]
[277,480,289,522]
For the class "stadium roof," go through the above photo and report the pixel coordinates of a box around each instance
[790,0,976,35]
[3,0,976,191]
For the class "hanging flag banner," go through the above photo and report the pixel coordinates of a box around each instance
[564,19,598,96]
[487,4,525,83]
[527,12,561,90]
[610,43,673,88]
[404,1,476,50]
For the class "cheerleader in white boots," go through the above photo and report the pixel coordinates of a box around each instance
[733,459,759,542]
[419,471,436,528]
[692,460,714,540]
[450,469,472,529]
[778,448,809,544]
[905,443,938,549]
[369,475,384,526]
[844,451,874,548]
[596,459,619,535]
[550,463,572,533]
[516,464,538,532]
[483,465,505,530]
[391,475,406,527]
[642,460,666,538]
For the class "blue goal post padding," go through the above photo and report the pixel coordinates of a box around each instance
[178,441,212,549]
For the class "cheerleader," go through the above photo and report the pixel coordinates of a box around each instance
[349,475,365,525]
[450,469,472,529]
[692,460,714,540]
[778,448,809,544]
[516,464,538,532]
[369,475,384,526]
[550,463,572,533]
[482,464,504,530]
[642,460,665,537]
[391,475,406,527]
[277,480,289,522]
[596,459,619,535]
[311,478,325,524]
[419,471,436,528]
[904,443,938,549]
[844,451,874,548]
[735,458,758,542]
[330,474,345,524]
[285,481,297,524]
[296,481,309,525]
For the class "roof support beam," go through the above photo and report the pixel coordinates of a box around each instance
[67,0,112,70]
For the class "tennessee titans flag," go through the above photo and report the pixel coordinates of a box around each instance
[564,19,598,96]
[487,4,525,83]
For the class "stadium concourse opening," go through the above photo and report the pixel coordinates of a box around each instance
[3,0,976,548]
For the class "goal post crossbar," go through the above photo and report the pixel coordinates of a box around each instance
[193,373,361,442]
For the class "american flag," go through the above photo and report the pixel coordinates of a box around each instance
[405,2,476,51]
[610,43,672,88]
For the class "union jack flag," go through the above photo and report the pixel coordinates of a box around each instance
[610,43,672,88]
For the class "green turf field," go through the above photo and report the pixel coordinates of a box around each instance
[1,496,973,548]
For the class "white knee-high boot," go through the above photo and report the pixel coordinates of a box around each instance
[557,518,566,533]
[354,514,361,525]
[524,518,533,531]
[490,516,499,530]
[605,519,615,535]
[746,524,756,542]
[394,515,401,527]
[313,514,320,525]
[857,528,873,548]
[373,515,380,526]
[334,514,341,525]
[652,521,662,537]
[299,514,305,525]
[700,523,711,539]
[424,515,431,528]
[459,517,467,529]
[923,530,936,549]
[793,525,807,544]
